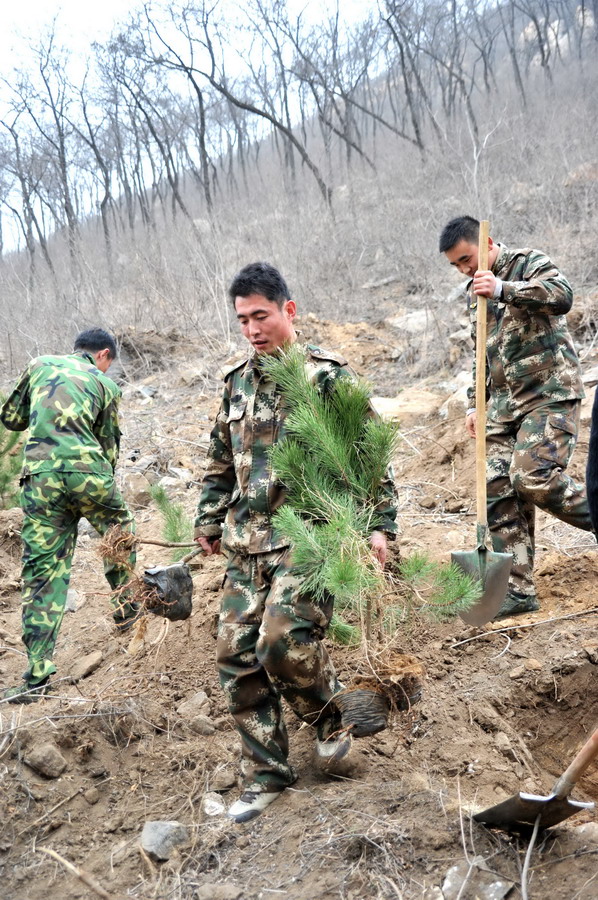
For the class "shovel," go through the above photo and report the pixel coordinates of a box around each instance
[451,219,512,625]
[474,726,598,829]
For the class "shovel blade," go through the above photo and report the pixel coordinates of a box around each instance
[473,791,595,829]
[452,547,512,625]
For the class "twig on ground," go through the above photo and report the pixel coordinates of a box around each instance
[38,847,114,899]
[520,813,541,900]
[451,607,598,649]
[18,787,85,837]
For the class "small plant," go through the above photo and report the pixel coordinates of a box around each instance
[383,551,482,631]
[150,484,194,561]
[0,401,23,508]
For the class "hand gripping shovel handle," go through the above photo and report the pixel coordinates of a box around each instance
[475,220,490,547]
[552,726,598,799]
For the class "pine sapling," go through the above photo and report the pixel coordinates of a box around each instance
[150,484,194,561]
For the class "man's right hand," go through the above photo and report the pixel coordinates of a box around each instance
[465,411,476,439]
[195,536,221,555]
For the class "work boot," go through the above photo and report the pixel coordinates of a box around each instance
[113,602,144,633]
[494,592,539,620]
[3,677,51,705]
[227,789,283,824]
[314,718,354,774]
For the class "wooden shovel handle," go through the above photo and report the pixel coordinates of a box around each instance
[475,220,490,528]
[552,727,598,798]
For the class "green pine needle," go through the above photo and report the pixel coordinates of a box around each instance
[150,484,194,561]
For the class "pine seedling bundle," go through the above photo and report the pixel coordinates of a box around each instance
[262,345,480,637]
[262,344,398,631]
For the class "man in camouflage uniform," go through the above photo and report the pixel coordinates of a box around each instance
[440,216,593,617]
[1,328,138,703]
[195,262,398,823]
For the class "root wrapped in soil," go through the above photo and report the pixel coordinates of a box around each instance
[142,563,193,621]
[333,651,425,736]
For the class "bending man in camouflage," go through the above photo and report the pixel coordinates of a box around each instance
[195,263,398,823]
[1,328,139,703]
[440,216,593,618]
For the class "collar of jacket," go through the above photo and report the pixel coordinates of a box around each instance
[492,242,509,274]
[74,351,96,367]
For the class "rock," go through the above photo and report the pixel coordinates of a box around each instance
[167,466,194,482]
[419,494,437,509]
[524,658,542,671]
[70,650,103,682]
[189,714,216,736]
[202,792,226,816]
[509,665,526,679]
[444,497,468,513]
[442,858,513,900]
[573,822,598,843]
[122,472,153,508]
[582,365,598,387]
[386,309,431,334]
[371,389,441,423]
[140,820,189,861]
[84,787,100,805]
[194,885,243,900]
[177,691,211,718]
[65,589,83,612]
[494,732,513,756]
[210,766,237,792]
[25,743,68,779]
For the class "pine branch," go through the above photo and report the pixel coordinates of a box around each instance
[150,484,194,561]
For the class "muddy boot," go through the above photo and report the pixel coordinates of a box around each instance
[494,591,539,620]
[113,602,145,633]
[3,676,51,705]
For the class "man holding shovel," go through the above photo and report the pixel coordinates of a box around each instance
[194,262,398,823]
[440,216,593,618]
[1,328,140,704]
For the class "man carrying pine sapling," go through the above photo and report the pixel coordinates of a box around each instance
[194,262,398,824]
[1,328,140,704]
[440,215,594,619]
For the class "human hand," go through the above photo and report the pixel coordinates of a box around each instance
[465,411,476,439]
[195,536,221,555]
[472,270,497,298]
[370,530,388,569]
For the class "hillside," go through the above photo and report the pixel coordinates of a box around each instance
[1,319,598,900]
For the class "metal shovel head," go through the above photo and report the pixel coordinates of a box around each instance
[473,790,595,829]
[142,562,193,621]
[451,545,512,626]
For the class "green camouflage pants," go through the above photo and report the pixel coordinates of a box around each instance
[217,547,340,793]
[20,471,136,684]
[486,400,592,599]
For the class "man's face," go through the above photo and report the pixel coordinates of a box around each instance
[445,237,498,277]
[235,293,297,355]
[444,239,479,277]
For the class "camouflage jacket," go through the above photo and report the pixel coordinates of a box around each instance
[0,352,122,477]
[194,345,399,554]
[467,243,583,419]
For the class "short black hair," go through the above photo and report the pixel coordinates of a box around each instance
[228,262,291,309]
[439,216,480,253]
[74,328,117,360]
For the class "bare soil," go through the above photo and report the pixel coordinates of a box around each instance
[1,322,598,900]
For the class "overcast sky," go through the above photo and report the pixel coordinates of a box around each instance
[1,0,373,73]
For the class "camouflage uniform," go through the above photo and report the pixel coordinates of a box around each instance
[195,345,398,793]
[1,352,136,686]
[467,243,593,601]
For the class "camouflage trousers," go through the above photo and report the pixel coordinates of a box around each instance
[486,400,593,599]
[20,471,136,684]
[217,547,340,793]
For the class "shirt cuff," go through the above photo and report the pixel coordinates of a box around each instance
[466,407,476,416]
[493,277,503,299]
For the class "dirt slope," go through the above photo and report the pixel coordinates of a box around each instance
[1,324,598,900]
